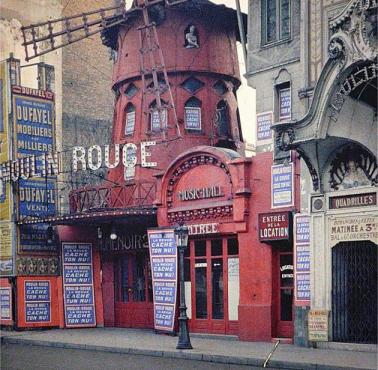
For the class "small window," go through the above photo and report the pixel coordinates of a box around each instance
[184,97,201,131]
[180,76,204,94]
[262,0,291,45]
[123,145,137,181]
[147,76,168,93]
[124,103,136,136]
[216,100,230,137]
[125,83,138,99]
[150,100,167,132]
[184,25,199,48]
[277,82,291,122]
[213,81,228,95]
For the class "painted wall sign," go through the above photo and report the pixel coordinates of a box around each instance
[19,224,56,253]
[258,211,291,241]
[271,162,294,208]
[62,243,96,327]
[256,111,273,143]
[308,310,329,342]
[187,223,219,236]
[0,222,13,276]
[329,192,376,209]
[24,280,51,323]
[294,214,310,305]
[99,233,148,251]
[0,286,12,321]
[279,88,291,122]
[329,215,378,247]
[178,186,223,201]
[147,229,177,333]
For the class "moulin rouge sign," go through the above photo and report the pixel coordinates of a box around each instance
[258,211,292,242]
[0,142,158,183]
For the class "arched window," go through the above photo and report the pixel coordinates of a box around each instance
[184,97,202,131]
[150,100,167,132]
[124,103,136,136]
[216,100,230,137]
[124,145,137,181]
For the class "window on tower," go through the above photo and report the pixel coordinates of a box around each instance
[124,83,138,99]
[150,100,168,132]
[216,100,230,137]
[262,0,291,45]
[184,97,202,131]
[124,145,137,181]
[124,103,136,136]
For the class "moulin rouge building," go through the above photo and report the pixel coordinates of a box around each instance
[1,0,301,342]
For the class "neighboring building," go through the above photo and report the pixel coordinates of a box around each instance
[247,0,377,346]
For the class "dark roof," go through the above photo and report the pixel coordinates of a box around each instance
[102,0,247,49]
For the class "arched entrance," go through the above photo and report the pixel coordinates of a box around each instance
[332,241,377,343]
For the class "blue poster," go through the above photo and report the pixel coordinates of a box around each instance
[256,111,273,143]
[295,215,310,244]
[0,287,12,320]
[62,243,96,327]
[271,163,294,208]
[24,280,51,323]
[148,229,177,332]
[296,274,310,301]
[19,224,56,252]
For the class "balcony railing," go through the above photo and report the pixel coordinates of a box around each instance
[69,181,157,214]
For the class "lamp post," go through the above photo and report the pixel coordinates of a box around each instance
[175,224,192,350]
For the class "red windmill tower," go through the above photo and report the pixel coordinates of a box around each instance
[19,0,248,331]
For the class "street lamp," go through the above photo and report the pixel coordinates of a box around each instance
[175,224,192,350]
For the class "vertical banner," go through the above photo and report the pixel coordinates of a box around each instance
[62,243,96,327]
[24,280,51,323]
[256,111,273,146]
[271,162,294,208]
[12,88,57,252]
[147,229,177,333]
[0,281,13,324]
[294,214,310,305]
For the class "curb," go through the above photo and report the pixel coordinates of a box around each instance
[1,336,373,370]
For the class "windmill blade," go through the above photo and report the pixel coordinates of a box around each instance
[21,3,126,61]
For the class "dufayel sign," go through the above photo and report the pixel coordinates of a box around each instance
[147,229,178,333]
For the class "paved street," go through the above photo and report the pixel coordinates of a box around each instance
[1,343,269,370]
[1,328,376,370]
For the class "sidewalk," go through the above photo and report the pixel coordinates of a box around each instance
[1,328,377,370]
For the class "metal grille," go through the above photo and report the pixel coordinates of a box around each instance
[332,241,377,344]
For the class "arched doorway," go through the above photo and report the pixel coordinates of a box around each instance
[332,241,377,343]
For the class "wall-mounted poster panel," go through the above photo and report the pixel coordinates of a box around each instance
[278,88,291,122]
[24,280,51,323]
[0,222,13,276]
[294,214,310,305]
[147,229,177,333]
[256,111,273,146]
[0,281,12,325]
[62,243,96,327]
[271,162,294,208]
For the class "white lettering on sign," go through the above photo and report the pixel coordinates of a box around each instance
[187,223,219,235]
[178,186,223,201]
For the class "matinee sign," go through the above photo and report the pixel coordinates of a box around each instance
[62,243,96,327]
[147,229,178,333]
[258,211,291,241]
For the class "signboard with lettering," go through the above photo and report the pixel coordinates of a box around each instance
[147,229,177,333]
[294,214,310,305]
[279,88,291,122]
[0,286,12,322]
[12,90,57,252]
[329,192,377,210]
[256,111,273,144]
[271,162,294,208]
[308,310,329,342]
[258,211,291,242]
[185,107,201,130]
[329,215,377,247]
[0,222,13,276]
[24,280,51,323]
[62,243,96,327]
